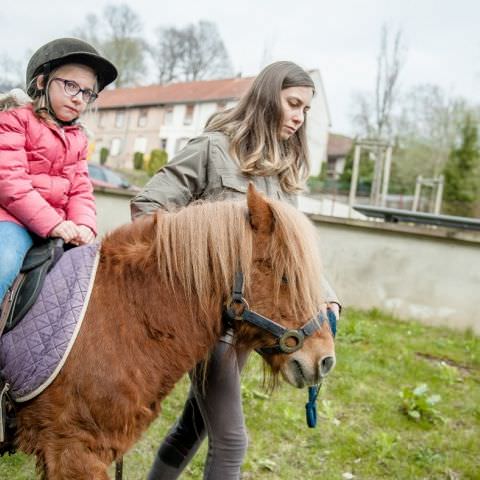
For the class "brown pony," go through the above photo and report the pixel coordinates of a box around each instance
[14,184,335,479]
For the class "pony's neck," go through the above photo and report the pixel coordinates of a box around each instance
[98,215,225,396]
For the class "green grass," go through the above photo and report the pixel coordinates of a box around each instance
[1,308,479,479]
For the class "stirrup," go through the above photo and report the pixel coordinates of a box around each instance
[0,381,9,443]
[0,380,16,456]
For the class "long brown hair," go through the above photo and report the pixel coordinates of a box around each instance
[205,61,315,193]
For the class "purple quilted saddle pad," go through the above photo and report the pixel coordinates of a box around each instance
[0,243,99,402]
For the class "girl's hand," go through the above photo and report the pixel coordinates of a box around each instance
[50,220,79,243]
[75,225,95,245]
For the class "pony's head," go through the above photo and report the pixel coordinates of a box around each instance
[230,184,336,388]
[139,183,335,388]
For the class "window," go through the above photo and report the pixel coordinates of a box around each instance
[115,111,125,128]
[133,137,147,154]
[164,106,173,125]
[160,138,168,150]
[110,138,123,156]
[137,109,148,128]
[183,104,195,125]
[175,137,189,153]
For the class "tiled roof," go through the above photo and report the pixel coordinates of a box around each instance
[328,133,353,157]
[96,76,255,109]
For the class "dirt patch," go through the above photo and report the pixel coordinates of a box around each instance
[415,352,474,376]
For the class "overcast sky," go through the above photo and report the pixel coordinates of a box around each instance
[2,0,479,134]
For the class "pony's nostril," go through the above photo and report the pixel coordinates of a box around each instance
[320,355,336,376]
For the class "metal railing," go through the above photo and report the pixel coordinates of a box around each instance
[353,205,480,231]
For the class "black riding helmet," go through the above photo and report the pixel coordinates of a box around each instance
[26,37,118,97]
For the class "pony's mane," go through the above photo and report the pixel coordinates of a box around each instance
[267,198,325,318]
[104,197,324,319]
[154,199,253,315]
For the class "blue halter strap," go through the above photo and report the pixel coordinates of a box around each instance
[305,309,337,428]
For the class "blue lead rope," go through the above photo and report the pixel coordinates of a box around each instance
[305,309,337,428]
[306,384,321,427]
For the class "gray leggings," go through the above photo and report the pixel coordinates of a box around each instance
[147,339,249,480]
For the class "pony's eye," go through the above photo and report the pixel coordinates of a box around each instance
[281,275,288,284]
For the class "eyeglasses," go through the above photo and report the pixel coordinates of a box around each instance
[52,77,98,104]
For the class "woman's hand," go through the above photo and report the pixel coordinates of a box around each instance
[50,220,79,243]
[320,302,340,320]
[327,302,340,321]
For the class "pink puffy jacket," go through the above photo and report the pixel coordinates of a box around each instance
[0,104,96,237]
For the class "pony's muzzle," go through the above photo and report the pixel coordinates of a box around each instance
[319,355,336,377]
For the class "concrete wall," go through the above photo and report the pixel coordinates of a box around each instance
[94,189,480,333]
[94,188,133,235]
[312,216,480,333]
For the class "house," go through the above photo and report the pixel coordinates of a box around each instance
[326,133,353,179]
[83,71,331,175]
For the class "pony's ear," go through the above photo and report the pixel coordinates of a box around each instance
[247,183,274,233]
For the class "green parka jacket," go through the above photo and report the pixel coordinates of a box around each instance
[130,131,339,303]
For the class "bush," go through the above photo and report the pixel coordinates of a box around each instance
[133,151,144,170]
[146,149,168,177]
[399,383,443,424]
[443,114,480,217]
[99,147,109,165]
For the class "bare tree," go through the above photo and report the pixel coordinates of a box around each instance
[73,3,147,87]
[72,14,101,48]
[351,91,375,137]
[374,25,405,138]
[180,21,232,81]
[352,24,406,140]
[395,85,473,179]
[350,24,406,204]
[150,26,186,84]
[150,20,232,84]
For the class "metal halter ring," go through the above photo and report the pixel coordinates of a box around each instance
[226,297,250,321]
[278,330,305,354]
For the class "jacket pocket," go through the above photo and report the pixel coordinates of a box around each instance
[220,174,249,193]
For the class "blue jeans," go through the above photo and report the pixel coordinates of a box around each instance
[0,222,33,303]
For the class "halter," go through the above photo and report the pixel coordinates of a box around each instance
[224,272,337,429]
[224,272,325,355]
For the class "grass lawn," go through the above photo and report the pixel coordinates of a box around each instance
[1,308,479,479]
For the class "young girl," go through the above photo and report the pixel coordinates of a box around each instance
[0,37,117,303]
[131,61,341,480]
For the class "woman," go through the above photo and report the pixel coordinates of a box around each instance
[131,61,340,480]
